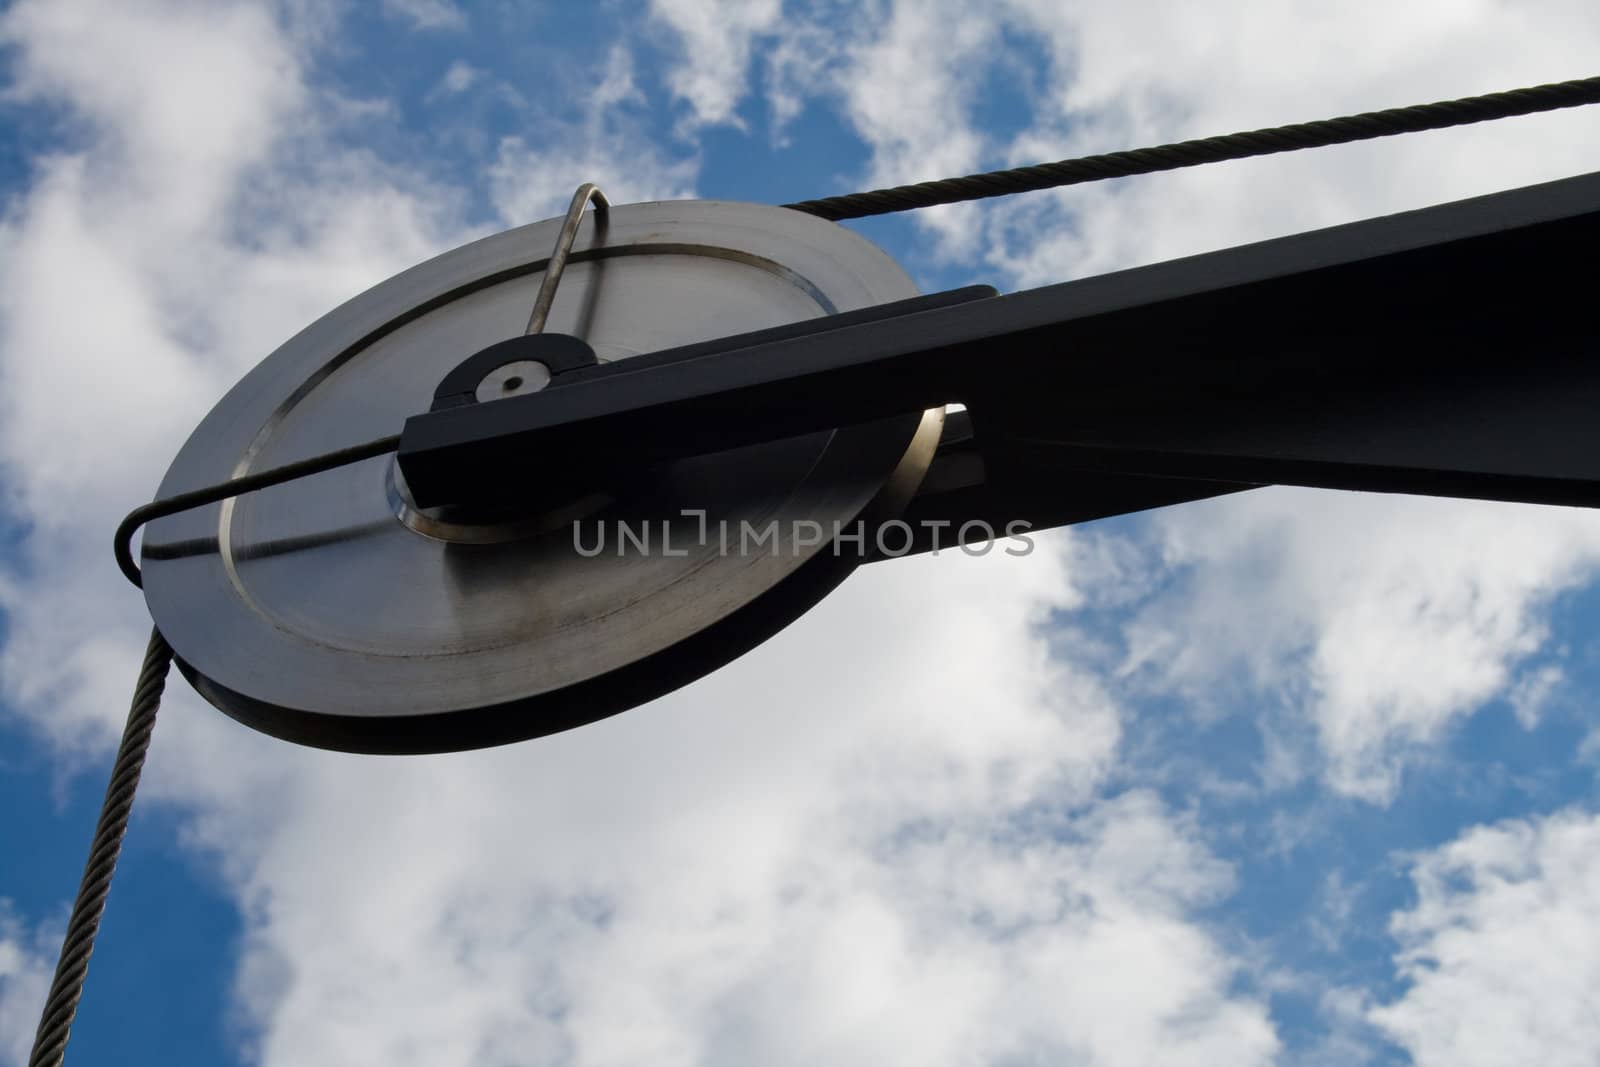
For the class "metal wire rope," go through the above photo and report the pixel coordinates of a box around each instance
[783,74,1600,220]
[28,630,172,1067]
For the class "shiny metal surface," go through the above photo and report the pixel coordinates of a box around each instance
[474,359,551,402]
[524,183,610,336]
[141,200,939,753]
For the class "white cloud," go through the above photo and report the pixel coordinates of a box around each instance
[1579,727,1600,767]
[1509,663,1565,730]
[0,0,305,221]
[129,548,1278,1066]
[488,45,698,223]
[381,0,466,32]
[1117,491,1600,799]
[827,0,999,254]
[736,0,1600,282]
[1371,808,1600,1065]
[986,0,1600,285]
[649,0,782,130]
[785,0,1006,255]
[653,0,1004,250]
[436,59,481,95]
[0,905,52,1067]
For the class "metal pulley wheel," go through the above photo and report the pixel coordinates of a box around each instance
[139,200,943,753]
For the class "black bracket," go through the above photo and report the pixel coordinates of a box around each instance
[394,169,1600,546]
[398,285,998,509]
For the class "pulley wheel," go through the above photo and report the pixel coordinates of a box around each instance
[140,201,942,753]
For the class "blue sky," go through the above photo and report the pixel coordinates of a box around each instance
[2,2,1600,1065]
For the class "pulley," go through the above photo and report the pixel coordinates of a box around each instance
[135,170,1600,757]
[138,196,943,753]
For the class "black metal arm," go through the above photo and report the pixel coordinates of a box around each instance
[396,168,1600,542]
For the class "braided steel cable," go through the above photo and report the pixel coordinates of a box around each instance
[784,74,1600,220]
[28,629,173,1067]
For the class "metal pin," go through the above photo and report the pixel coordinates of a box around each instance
[525,182,610,336]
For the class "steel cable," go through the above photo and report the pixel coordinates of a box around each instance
[783,74,1600,220]
[28,628,173,1067]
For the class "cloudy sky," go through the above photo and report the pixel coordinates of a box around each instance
[3,1,1600,1064]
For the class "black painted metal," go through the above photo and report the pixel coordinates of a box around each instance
[398,169,1600,540]
[398,284,999,508]
[429,333,598,411]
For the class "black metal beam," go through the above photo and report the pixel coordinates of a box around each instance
[397,286,996,508]
[398,169,1600,523]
